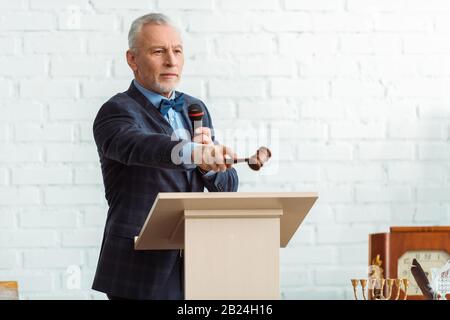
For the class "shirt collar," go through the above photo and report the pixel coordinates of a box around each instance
[133,79,175,109]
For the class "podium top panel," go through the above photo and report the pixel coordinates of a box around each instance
[135,192,318,250]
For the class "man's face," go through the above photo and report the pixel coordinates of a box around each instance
[126,23,184,98]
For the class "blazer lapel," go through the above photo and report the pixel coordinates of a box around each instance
[126,81,174,135]
[176,91,194,139]
[175,91,196,187]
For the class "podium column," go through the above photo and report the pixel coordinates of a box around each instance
[183,209,282,300]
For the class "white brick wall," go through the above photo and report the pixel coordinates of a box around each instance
[1,0,450,300]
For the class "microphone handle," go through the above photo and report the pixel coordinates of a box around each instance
[191,120,203,144]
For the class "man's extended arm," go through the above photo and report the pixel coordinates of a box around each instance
[93,101,188,170]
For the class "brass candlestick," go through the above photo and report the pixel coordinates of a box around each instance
[351,277,409,300]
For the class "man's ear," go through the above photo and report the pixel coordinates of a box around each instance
[126,49,138,73]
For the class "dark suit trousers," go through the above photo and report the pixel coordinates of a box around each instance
[107,254,184,300]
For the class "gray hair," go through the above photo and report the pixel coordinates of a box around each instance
[128,13,176,51]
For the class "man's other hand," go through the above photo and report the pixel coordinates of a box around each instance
[192,127,213,145]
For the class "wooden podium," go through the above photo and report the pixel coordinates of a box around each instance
[134,192,318,300]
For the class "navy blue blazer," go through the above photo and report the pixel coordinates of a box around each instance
[91,81,239,299]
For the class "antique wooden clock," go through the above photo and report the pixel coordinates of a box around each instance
[369,226,450,300]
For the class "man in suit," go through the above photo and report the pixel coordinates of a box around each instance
[92,13,239,300]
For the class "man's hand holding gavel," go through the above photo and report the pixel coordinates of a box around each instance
[191,127,237,173]
[187,104,271,172]
[190,127,272,173]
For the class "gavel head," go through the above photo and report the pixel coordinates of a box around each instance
[248,147,271,171]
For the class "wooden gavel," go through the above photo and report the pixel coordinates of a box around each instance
[229,146,272,171]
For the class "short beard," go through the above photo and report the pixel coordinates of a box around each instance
[151,81,178,96]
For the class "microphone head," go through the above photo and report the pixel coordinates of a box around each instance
[188,104,204,122]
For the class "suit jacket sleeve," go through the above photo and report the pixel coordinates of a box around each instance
[200,103,239,192]
[93,101,188,170]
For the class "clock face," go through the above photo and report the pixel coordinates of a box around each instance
[397,250,450,296]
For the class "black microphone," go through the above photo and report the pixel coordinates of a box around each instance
[188,104,204,140]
